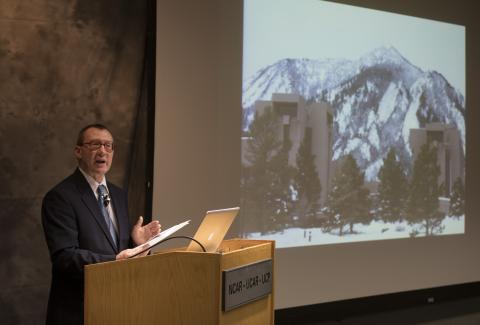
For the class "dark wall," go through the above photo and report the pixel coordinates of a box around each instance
[0,1,147,323]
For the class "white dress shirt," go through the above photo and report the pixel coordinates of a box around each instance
[78,167,119,233]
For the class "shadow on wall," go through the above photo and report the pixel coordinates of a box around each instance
[0,0,147,323]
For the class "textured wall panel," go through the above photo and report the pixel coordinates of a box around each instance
[0,1,147,323]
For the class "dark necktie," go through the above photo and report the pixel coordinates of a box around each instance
[97,184,118,249]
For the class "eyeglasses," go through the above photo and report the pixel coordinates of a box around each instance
[81,141,114,152]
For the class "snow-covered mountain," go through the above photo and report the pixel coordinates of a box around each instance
[242,46,465,180]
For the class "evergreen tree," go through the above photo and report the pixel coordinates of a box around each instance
[322,154,371,235]
[294,129,321,226]
[241,106,294,233]
[268,140,294,226]
[376,148,408,222]
[407,143,444,236]
[449,177,465,218]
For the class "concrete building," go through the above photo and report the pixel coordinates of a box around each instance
[409,122,465,197]
[242,93,333,204]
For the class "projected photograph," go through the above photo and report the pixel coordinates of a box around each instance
[240,0,466,248]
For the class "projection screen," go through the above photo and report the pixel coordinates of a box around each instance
[153,0,480,309]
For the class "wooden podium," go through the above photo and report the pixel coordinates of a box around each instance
[84,239,275,325]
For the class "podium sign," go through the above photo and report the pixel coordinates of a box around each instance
[222,259,273,311]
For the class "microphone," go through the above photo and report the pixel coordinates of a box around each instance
[103,193,110,207]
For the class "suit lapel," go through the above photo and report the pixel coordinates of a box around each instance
[108,184,128,251]
[73,169,118,252]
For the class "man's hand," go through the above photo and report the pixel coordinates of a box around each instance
[131,216,161,246]
[116,248,135,260]
[116,248,150,260]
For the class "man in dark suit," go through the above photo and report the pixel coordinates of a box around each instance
[42,124,160,325]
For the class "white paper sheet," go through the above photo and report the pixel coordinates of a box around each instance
[129,220,190,257]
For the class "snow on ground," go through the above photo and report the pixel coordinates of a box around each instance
[245,216,464,248]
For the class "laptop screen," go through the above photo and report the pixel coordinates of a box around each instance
[186,207,239,252]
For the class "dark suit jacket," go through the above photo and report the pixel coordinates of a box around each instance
[42,168,132,325]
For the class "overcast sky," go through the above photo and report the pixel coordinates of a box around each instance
[243,0,465,96]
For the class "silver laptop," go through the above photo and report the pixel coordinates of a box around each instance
[186,207,239,252]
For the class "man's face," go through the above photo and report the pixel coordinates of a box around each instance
[74,127,114,182]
